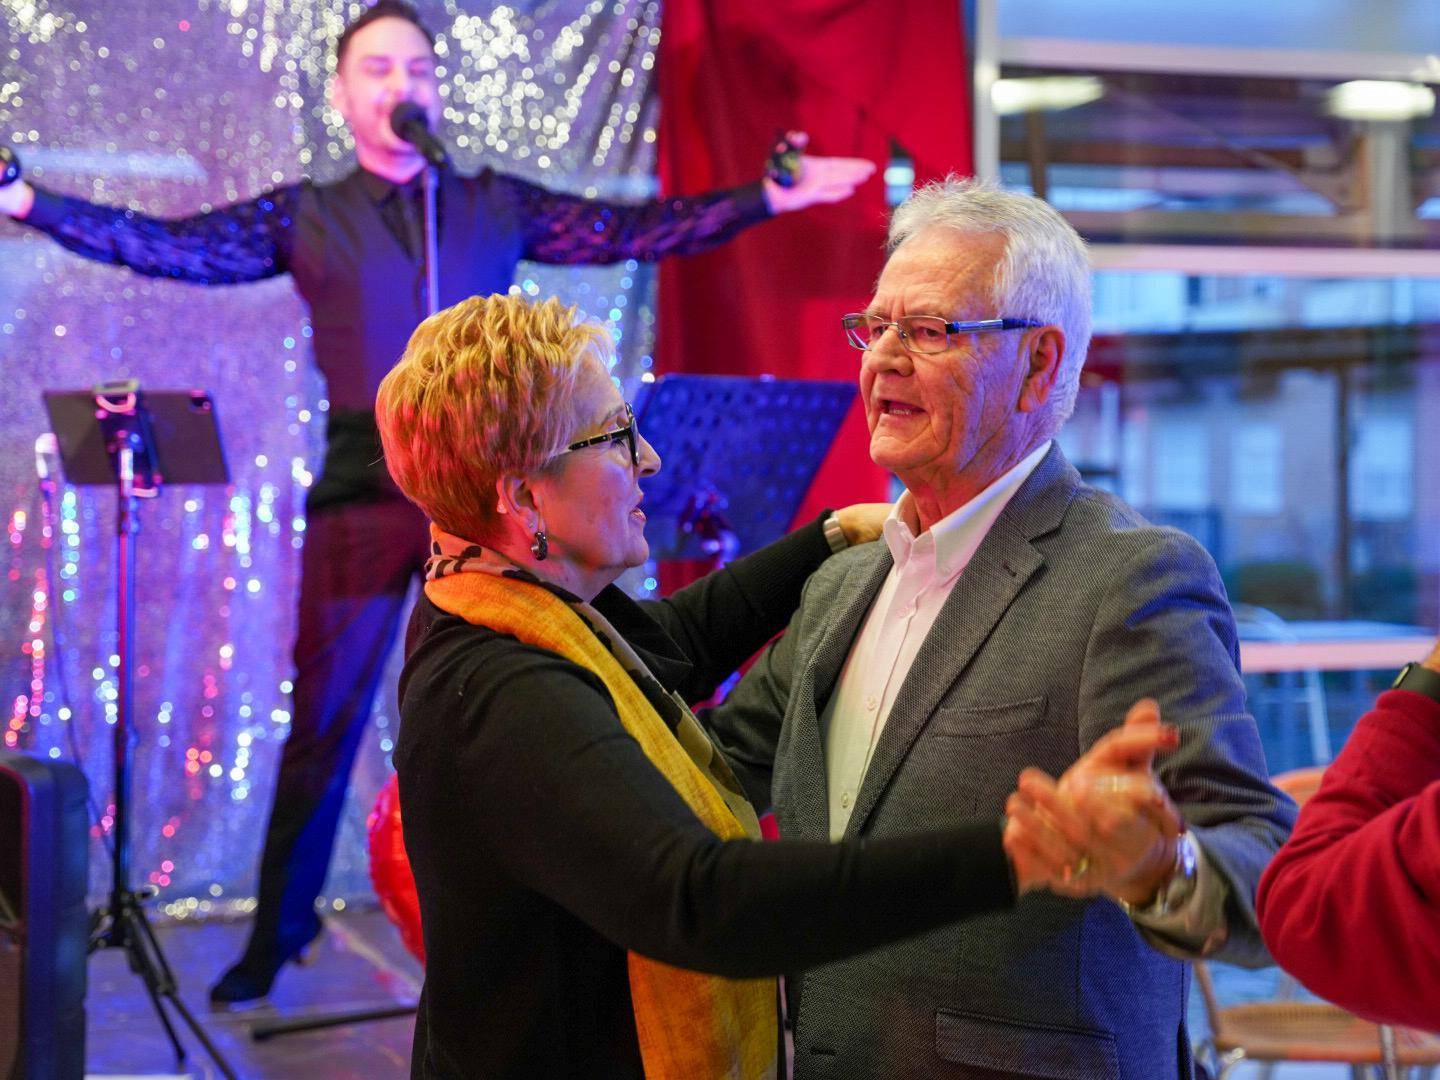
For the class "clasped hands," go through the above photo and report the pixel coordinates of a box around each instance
[1003,699,1184,906]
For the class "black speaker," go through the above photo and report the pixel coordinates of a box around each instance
[0,751,88,1080]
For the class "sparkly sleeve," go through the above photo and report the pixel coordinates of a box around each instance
[506,174,772,265]
[20,183,299,285]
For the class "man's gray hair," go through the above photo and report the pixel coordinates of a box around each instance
[887,176,1092,431]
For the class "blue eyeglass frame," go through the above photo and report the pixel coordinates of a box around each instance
[841,313,1043,353]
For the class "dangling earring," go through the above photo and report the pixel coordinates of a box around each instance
[530,529,549,561]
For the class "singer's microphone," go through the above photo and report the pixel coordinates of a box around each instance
[389,103,448,167]
[0,145,21,188]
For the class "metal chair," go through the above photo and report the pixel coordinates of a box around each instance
[1193,767,1440,1080]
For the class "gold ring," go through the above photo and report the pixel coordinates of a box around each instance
[1072,855,1091,880]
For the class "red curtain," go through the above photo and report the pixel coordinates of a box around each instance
[656,0,972,520]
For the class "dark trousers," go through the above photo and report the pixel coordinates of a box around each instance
[244,498,430,961]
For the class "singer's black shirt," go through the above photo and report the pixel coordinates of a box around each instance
[23,167,769,509]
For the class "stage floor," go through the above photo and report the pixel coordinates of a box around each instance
[83,906,1359,1079]
[86,906,420,1079]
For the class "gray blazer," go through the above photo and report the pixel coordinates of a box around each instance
[713,445,1295,1080]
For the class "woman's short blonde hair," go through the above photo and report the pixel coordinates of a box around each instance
[376,293,612,542]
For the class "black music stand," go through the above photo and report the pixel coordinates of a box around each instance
[634,373,857,563]
[43,380,235,1080]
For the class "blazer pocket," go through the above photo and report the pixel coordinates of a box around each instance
[935,1009,1119,1079]
[929,696,1048,738]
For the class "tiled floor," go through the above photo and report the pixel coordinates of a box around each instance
[81,908,1415,1078]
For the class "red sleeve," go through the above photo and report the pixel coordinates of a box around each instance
[1257,689,1440,1030]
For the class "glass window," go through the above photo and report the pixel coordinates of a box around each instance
[1232,422,1283,515]
[1072,282,1438,772]
[1350,413,1413,522]
[1152,417,1212,512]
[994,66,1440,250]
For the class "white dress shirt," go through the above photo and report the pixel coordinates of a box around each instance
[821,442,1052,840]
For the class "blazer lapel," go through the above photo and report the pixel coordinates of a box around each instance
[842,446,1080,839]
[778,547,892,841]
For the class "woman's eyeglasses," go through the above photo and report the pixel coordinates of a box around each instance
[557,402,638,467]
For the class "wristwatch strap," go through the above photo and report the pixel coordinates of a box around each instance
[1119,830,1198,920]
[1391,661,1440,704]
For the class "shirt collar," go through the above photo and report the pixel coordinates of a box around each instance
[355,165,433,204]
[882,441,1052,582]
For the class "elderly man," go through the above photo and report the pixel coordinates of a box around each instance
[714,177,1294,1078]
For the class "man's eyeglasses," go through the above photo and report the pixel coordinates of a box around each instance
[558,402,639,467]
[841,313,1042,355]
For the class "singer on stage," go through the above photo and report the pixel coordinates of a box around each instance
[0,0,874,1006]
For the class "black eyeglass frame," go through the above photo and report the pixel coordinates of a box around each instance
[841,313,1044,354]
[559,402,639,467]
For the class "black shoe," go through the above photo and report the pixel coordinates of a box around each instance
[209,920,323,1008]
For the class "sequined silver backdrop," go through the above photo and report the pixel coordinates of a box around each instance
[0,0,662,914]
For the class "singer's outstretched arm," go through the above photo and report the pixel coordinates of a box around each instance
[508,174,772,266]
[16,184,297,285]
[509,151,874,265]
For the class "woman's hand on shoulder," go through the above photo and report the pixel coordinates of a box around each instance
[832,503,892,547]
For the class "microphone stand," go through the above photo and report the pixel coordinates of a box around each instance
[422,162,439,318]
[101,435,238,1077]
[387,103,444,318]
